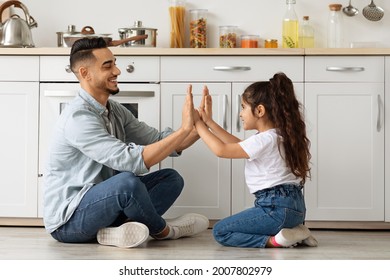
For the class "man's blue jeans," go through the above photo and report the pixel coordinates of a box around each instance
[51,168,184,243]
[213,184,306,248]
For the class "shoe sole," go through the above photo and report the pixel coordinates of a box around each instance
[277,225,311,247]
[97,222,149,248]
[298,224,318,247]
[302,235,319,247]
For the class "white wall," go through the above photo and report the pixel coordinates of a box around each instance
[9,0,390,48]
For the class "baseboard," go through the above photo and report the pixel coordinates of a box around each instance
[0,218,44,226]
[305,221,390,230]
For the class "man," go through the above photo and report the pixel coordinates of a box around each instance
[43,37,209,248]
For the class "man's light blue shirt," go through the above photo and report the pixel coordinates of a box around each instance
[43,89,175,233]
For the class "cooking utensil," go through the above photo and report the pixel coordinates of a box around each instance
[343,0,359,16]
[0,0,37,48]
[362,0,384,21]
[118,21,157,47]
[60,25,148,47]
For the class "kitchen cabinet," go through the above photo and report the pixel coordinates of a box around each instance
[160,83,232,219]
[386,57,390,223]
[0,56,39,218]
[160,56,304,219]
[304,56,385,221]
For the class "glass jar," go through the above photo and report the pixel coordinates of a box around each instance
[240,35,259,48]
[169,0,186,48]
[189,9,207,48]
[327,4,343,48]
[219,26,238,48]
[299,16,315,48]
[264,39,278,48]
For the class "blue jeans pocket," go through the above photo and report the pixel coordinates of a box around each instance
[280,208,305,229]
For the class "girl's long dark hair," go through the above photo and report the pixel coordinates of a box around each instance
[242,72,311,185]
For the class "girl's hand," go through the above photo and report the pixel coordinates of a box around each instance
[202,87,213,126]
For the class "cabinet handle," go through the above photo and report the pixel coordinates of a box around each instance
[213,66,251,71]
[377,94,383,132]
[236,94,241,132]
[223,95,228,130]
[326,66,365,72]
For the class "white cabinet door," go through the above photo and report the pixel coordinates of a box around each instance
[231,83,304,214]
[385,57,390,222]
[0,82,39,217]
[305,82,384,221]
[160,83,232,219]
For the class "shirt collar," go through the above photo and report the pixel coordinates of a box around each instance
[79,88,107,115]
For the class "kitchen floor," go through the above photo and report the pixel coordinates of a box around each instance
[0,226,390,260]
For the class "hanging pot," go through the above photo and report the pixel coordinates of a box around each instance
[0,0,37,48]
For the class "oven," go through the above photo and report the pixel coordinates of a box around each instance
[38,56,160,217]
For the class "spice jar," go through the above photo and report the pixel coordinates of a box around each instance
[169,0,186,48]
[219,26,238,48]
[189,9,207,48]
[241,35,259,48]
[264,39,278,48]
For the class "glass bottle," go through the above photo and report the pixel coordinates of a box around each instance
[327,4,343,48]
[299,16,314,48]
[169,0,186,48]
[189,9,207,48]
[282,0,299,48]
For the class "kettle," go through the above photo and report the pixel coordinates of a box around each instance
[0,1,37,47]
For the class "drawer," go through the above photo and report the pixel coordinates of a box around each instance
[305,56,384,82]
[0,56,39,81]
[40,56,160,82]
[161,56,304,82]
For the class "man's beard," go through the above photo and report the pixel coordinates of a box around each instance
[108,87,120,95]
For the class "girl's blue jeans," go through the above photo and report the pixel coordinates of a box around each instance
[51,168,183,243]
[213,184,306,248]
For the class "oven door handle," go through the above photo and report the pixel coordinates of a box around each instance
[44,90,78,97]
[44,90,155,97]
[119,91,155,97]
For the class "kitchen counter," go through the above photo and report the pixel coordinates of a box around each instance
[1,47,390,56]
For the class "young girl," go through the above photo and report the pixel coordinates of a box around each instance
[194,72,317,248]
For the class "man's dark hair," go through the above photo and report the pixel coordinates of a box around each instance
[69,37,107,73]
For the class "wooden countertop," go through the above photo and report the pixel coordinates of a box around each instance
[1,47,390,56]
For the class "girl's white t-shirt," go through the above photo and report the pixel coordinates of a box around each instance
[238,129,300,194]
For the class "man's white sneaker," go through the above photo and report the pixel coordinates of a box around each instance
[97,222,149,248]
[274,224,311,247]
[166,213,209,239]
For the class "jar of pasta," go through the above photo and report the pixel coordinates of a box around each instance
[169,0,186,48]
[219,26,238,48]
[189,9,207,48]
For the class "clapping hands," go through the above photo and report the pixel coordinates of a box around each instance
[195,85,213,126]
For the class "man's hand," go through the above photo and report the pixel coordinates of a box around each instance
[181,84,195,133]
